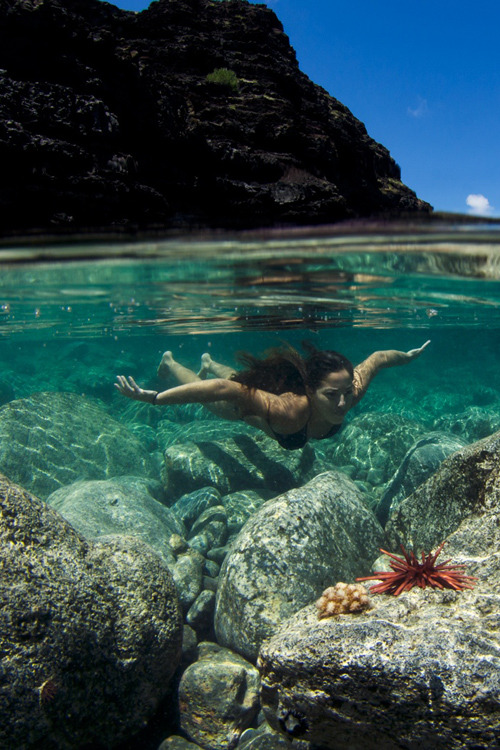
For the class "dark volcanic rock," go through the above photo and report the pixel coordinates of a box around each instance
[0,0,431,234]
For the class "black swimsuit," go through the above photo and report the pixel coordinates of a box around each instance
[270,416,343,451]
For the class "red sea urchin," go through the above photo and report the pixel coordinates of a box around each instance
[356,541,477,596]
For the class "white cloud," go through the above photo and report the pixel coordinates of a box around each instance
[407,97,429,118]
[466,194,494,216]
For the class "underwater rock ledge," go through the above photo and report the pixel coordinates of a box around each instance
[0,0,431,234]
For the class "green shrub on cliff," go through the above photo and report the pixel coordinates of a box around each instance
[206,67,240,93]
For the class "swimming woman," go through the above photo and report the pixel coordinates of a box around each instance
[115,341,430,450]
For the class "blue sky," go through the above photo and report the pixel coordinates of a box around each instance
[107,0,500,217]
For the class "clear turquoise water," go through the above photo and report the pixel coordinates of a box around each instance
[1,227,500,414]
[2,227,500,749]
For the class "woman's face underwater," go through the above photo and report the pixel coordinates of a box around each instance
[310,369,354,421]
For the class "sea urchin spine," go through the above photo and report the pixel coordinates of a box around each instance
[356,541,478,596]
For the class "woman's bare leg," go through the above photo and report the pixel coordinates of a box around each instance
[197,352,236,380]
[157,351,239,420]
[157,350,200,384]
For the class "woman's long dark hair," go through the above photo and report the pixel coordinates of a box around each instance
[231,343,353,395]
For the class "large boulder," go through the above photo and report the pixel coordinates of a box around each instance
[215,472,384,662]
[385,429,500,550]
[46,475,185,569]
[323,413,427,491]
[257,431,500,749]
[0,392,158,500]
[157,416,256,449]
[0,474,183,749]
[163,433,316,499]
[258,540,500,749]
[433,405,500,444]
[375,431,466,526]
[220,489,270,538]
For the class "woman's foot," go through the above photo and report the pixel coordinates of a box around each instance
[197,352,213,379]
[157,350,174,378]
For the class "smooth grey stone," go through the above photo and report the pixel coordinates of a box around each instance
[203,575,218,593]
[181,625,198,666]
[171,486,222,531]
[221,489,270,535]
[163,433,316,499]
[179,642,260,749]
[215,471,383,661]
[47,476,186,569]
[158,736,201,750]
[171,549,204,612]
[188,505,228,555]
[238,729,295,749]
[203,559,220,578]
[187,531,210,555]
[207,544,232,565]
[376,431,466,526]
[186,590,216,630]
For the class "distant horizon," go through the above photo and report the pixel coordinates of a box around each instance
[104,0,500,218]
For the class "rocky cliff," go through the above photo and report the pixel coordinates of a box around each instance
[0,0,431,234]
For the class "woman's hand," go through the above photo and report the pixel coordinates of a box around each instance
[115,375,157,403]
[405,340,431,360]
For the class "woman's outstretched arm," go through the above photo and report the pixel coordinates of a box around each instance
[352,340,430,403]
[115,375,247,406]
[114,374,306,432]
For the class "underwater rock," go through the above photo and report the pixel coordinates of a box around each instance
[179,642,260,750]
[46,475,185,569]
[208,543,233,566]
[158,416,256,449]
[0,473,183,749]
[237,728,293,749]
[172,547,205,612]
[433,405,500,443]
[163,433,316,499]
[376,431,466,526]
[215,471,384,662]
[172,486,222,531]
[385,429,500,551]
[180,624,199,668]
[221,489,270,538]
[323,413,427,492]
[186,590,216,634]
[188,505,228,556]
[0,392,158,500]
[258,492,500,750]
[158,736,202,750]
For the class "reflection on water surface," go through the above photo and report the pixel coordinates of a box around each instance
[1,228,500,337]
